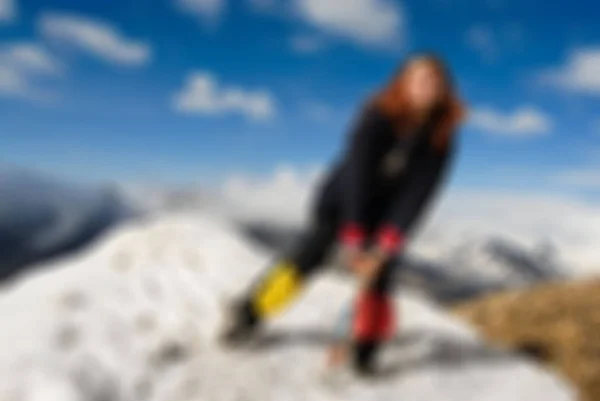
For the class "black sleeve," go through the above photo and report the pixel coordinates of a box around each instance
[342,107,387,226]
[383,141,456,234]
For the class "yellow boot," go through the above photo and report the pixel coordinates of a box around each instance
[220,261,304,346]
[253,261,303,318]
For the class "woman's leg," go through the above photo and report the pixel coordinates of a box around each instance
[351,258,398,374]
[251,221,339,317]
[221,220,338,345]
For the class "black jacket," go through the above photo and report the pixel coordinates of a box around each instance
[314,105,455,236]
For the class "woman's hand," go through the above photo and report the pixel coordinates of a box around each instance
[339,244,362,269]
[350,251,388,283]
[338,245,380,282]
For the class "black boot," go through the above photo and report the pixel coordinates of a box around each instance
[352,341,381,377]
[219,300,262,347]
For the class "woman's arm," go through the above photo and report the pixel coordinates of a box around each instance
[373,142,456,257]
[339,107,388,248]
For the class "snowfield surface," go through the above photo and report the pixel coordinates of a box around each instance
[0,214,575,401]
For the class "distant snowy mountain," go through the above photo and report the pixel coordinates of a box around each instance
[0,168,133,281]
[0,213,575,401]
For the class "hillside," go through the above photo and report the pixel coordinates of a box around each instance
[0,213,574,401]
[454,279,600,401]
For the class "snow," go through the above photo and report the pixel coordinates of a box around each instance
[0,213,575,401]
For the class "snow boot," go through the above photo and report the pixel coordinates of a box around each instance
[221,260,304,347]
[219,299,262,347]
[351,291,396,376]
[353,340,382,376]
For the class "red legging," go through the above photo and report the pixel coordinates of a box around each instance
[353,291,397,342]
[277,219,399,342]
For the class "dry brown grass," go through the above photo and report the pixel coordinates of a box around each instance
[453,279,600,401]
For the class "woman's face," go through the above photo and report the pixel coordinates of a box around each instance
[404,62,444,111]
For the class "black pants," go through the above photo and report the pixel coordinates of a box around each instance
[244,217,397,321]
[286,220,397,294]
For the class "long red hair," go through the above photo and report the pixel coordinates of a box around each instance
[374,54,465,152]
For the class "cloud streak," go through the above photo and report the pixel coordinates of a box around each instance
[173,71,277,121]
[0,43,61,101]
[295,0,404,47]
[470,106,553,136]
[539,48,600,95]
[0,43,61,75]
[39,13,152,67]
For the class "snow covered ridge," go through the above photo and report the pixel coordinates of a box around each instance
[0,213,575,401]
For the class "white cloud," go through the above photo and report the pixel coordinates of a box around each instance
[0,43,61,74]
[0,43,60,101]
[295,0,404,47]
[0,0,16,23]
[177,0,225,22]
[470,106,553,136]
[39,13,151,67]
[173,72,277,121]
[217,165,324,226]
[290,34,327,54]
[539,48,600,95]
[466,25,497,61]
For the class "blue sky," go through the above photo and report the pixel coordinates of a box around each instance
[1,0,599,196]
